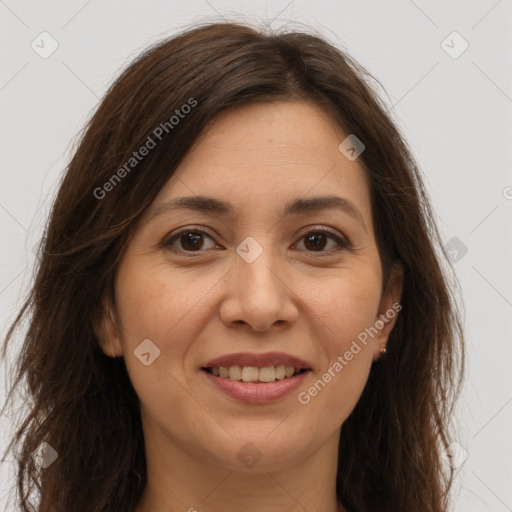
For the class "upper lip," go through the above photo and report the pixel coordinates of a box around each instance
[202,351,312,370]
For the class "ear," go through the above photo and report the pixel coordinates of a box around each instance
[373,262,404,359]
[92,295,124,358]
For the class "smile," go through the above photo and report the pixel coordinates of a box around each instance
[200,352,312,404]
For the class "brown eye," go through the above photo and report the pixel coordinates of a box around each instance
[303,232,329,251]
[296,229,349,253]
[164,230,216,252]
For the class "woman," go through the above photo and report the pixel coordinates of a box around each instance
[1,21,465,512]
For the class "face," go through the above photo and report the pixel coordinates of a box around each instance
[96,100,402,474]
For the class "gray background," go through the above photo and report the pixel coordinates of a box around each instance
[1,1,511,510]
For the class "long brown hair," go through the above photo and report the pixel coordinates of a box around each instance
[1,21,465,512]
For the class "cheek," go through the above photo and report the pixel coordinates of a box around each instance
[301,267,382,348]
[114,261,221,376]
[294,268,380,416]
[304,346,373,432]
[113,266,206,419]
[116,261,200,338]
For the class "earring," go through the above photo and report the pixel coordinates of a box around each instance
[379,348,387,356]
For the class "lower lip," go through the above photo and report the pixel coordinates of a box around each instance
[202,369,310,404]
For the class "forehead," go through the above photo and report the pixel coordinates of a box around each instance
[152,101,372,223]
[185,100,349,168]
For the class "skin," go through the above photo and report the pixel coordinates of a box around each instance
[95,100,402,512]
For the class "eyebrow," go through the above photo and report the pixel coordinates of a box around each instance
[147,194,367,232]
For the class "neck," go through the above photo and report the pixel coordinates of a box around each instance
[135,426,345,512]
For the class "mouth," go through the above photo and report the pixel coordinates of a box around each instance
[200,352,312,403]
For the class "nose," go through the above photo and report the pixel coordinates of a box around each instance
[219,245,299,333]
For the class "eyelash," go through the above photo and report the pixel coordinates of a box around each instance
[161,226,350,256]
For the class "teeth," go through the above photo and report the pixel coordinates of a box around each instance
[208,364,303,383]
[241,366,259,382]
[228,365,242,380]
[259,366,275,382]
[275,365,286,379]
